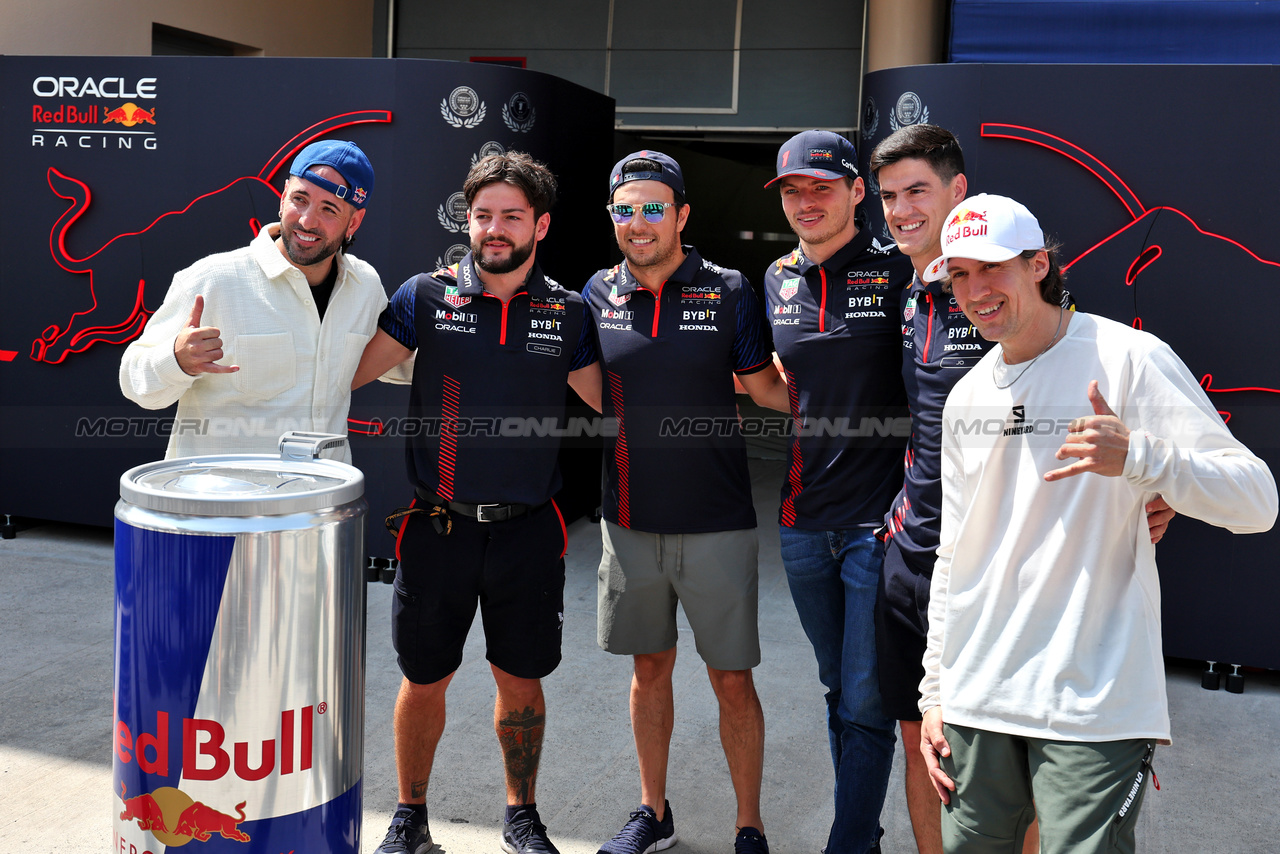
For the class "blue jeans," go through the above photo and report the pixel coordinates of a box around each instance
[780,526,895,854]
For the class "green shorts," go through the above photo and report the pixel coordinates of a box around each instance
[597,520,760,671]
[940,723,1157,854]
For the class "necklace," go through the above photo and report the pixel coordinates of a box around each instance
[992,306,1064,390]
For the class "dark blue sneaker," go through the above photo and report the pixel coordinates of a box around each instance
[375,806,433,854]
[734,827,768,854]
[502,805,560,854]
[598,801,677,854]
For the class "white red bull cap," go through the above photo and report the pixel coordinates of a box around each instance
[923,193,1045,282]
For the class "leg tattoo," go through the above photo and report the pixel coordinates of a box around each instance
[497,706,546,804]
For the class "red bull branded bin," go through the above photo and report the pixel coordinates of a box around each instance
[114,433,366,853]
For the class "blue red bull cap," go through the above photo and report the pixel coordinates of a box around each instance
[765,129,859,188]
[609,150,686,200]
[289,140,374,209]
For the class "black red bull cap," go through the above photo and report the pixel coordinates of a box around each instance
[609,150,686,200]
[765,129,859,188]
[289,140,374,209]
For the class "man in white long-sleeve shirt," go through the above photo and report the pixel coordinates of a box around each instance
[918,194,1277,854]
[119,140,387,462]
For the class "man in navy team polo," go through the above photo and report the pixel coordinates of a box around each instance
[761,130,913,854]
[868,124,1175,854]
[583,152,787,854]
[353,152,601,854]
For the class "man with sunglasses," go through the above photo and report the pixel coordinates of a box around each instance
[761,130,914,854]
[583,151,786,854]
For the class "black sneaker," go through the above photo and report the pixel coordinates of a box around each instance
[597,801,677,854]
[375,806,434,854]
[734,827,768,854]
[501,805,560,854]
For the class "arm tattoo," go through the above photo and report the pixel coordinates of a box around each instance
[497,706,546,804]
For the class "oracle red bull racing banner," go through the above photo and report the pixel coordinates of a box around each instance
[0,56,612,530]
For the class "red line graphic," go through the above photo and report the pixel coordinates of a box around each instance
[26,110,392,366]
[981,123,1280,421]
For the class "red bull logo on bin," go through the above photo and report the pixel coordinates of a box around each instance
[119,782,251,845]
[103,102,157,127]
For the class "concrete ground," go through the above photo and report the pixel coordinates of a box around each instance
[1,459,1278,853]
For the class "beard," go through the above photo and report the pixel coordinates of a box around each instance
[280,223,344,269]
[619,233,677,270]
[472,234,535,274]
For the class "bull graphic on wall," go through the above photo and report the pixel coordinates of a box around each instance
[30,110,391,365]
[983,123,1280,422]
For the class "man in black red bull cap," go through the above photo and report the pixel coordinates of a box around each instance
[353,151,601,854]
[760,129,914,854]
[582,150,787,854]
[120,139,389,462]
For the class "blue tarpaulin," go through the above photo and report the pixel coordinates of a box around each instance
[950,0,1280,63]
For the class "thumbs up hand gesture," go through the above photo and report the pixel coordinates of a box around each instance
[174,295,239,376]
[1044,380,1130,481]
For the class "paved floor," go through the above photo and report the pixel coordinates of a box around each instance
[2,459,1278,853]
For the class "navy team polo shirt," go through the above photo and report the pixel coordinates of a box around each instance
[584,246,771,534]
[763,228,912,530]
[378,252,597,506]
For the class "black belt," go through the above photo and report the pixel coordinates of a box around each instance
[415,487,539,522]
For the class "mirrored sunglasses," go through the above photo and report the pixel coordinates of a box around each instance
[605,202,675,224]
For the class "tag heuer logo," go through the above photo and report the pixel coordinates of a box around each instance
[780,277,800,301]
[609,285,630,307]
[441,86,487,129]
[903,297,916,321]
[444,284,471,308]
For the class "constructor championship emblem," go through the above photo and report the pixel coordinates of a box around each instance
[502,92,535,133]
[471,140,506,168]
[889,91,929,131]
[441,86,486,129]
[437,191,469,233]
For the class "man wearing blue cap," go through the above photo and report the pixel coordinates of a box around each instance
[583,151,785,854]
[120,139,388,461]
[761,130,914,854]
